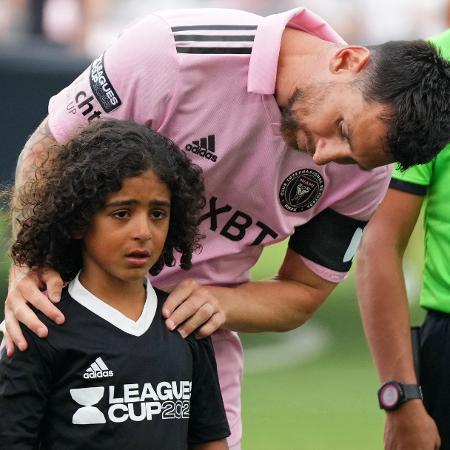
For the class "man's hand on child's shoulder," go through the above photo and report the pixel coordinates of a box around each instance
[4,267,65,356]
[162,278,226,339]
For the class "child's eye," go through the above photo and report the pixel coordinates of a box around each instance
[151,209,168,220]
[112,210,130,219]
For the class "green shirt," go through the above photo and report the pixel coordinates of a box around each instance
[391,30,450,313]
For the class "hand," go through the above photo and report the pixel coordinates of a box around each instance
[4,268,65,356]
[384,401,441,450]
[162,279,226,338]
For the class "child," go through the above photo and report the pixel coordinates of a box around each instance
[0,119,230,450]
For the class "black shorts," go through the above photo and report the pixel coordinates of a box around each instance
[421,310,450,449]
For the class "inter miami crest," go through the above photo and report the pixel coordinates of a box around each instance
[279,169,324,212]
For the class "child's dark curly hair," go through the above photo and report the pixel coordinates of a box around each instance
[11,119,205,281]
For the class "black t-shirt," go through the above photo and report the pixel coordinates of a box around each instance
[0,278,229,450]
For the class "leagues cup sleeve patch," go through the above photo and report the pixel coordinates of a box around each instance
[89,54,122,113]
[288,208,367,272]
[279,169,324,212]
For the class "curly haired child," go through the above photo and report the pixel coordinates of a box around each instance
[0,119,230,450]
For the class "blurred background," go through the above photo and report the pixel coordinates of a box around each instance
[1,0,449,448]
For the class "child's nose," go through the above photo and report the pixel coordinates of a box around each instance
[132,215,152,240]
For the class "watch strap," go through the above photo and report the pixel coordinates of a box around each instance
[402,383,423,401]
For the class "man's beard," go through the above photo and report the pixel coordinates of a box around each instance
[279,84,330,154]
[280,89,302,150]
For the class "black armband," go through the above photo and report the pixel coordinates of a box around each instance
[288,208,367,272]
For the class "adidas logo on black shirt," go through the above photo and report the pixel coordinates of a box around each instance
[185,135,217,162]
[83,357,114,379]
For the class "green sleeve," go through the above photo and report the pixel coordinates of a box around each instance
[429,29,450,60]
[391,161,433,187]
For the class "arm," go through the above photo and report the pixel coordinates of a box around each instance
[0,326,54,449]
[187,336,230,447]
[356,188,440,450]
[4,117,65,354]
[163,248,337,336]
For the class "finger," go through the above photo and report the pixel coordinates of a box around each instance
[5,333,15,358]
[194,312,225,338]
[13,303,50,338]
[17,283,65,325]
[162,279,197,319]
[177,302,217,338]
[0,320,9,355]
[165,293,207,331]
[4,310,30,352]
[40,269,64,303]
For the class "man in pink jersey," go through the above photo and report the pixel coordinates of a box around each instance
[4,7,450,449]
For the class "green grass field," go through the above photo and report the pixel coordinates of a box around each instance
[0,216,425,450]
[241,232,425,450]
[241,278,386,449]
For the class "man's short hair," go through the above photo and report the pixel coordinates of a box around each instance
[359,40,450,169]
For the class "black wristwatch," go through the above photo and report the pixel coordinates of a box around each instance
[378,381,423,411]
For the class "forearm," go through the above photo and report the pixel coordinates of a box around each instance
[210,276,335,333]
[357,238,441,449]
[165,250,336,337]
[8,119,55,291]
[9,117,55,292]
[4,118,63,349]
[12,116,56,237]
[356,189,424,385]
[357,241,417,384]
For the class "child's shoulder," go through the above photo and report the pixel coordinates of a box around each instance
[31,286,81,324]
[23,286,88,345]
[19,284,115,359]
[150,286,214,352]
[152,287,170,314]
[185,334,215,363]
[153,287,169,303]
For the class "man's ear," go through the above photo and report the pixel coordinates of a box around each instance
[329,46,370,75]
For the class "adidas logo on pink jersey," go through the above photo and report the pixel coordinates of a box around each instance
[185,135,217,162]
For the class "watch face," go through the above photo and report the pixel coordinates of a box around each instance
[380,384,400,408]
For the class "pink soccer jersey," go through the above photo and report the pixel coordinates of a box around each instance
[48,7,391,447]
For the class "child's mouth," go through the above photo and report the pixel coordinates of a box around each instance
[126,250,150,266]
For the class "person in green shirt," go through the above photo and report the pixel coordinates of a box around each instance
[357,29,450,450]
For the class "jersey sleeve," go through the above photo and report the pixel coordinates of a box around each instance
[48,13,179,143]
[289,165,391,282]
[389,161,432,196]
[187,336,230,445]
[0,326,55,449]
